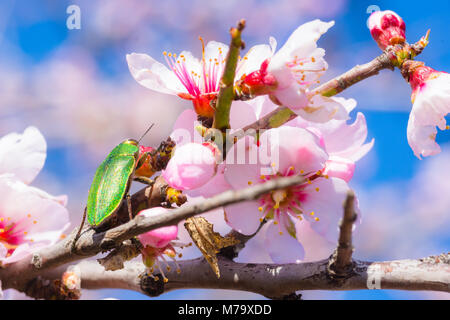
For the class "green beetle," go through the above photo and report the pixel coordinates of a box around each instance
[72,127,155,251]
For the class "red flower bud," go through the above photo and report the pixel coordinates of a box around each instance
[368,10,406,50]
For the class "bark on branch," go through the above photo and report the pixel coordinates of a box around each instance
[36,253,450,299]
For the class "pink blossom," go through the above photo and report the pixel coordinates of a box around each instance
[238,20,348,122]
[291,96,374,181]
[162,142,219,190]
[224,126,353,263]
[127,40,273,118]
[137,207,183,282]
[368,10,406,50]
[137,207,179,249]
[0,127,70,265]
[407,66,450,158]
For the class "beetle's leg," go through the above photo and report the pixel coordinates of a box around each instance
[126,194,133,221]
[135,151,151,171]
[134,175,154,185]
[71,207,87,253]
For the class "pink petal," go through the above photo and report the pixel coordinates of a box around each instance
[264,222,305,263]
[137,207,178,248]
[162,143,217,190]
[0,177,70,264]
[260,127,328,175]
[225,135,263,189]
[188,164,231,198]
[300,177,350,242]
[170,109,204,146]
[224,200,262,235]
[323,156,355,182]
[229,101,258,130]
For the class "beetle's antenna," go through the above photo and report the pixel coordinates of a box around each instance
[137,123,155,143]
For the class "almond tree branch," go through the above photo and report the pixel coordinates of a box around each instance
[36,253,450,299]
[0,174,305,293]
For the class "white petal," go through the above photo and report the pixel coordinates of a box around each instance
[275,20,334,59]
[269,20,334,81]
[407,113,441,159]
[296,94,349,123]
[0,176,70,264]
[412,74,450,129]
[0,126,46,185]
[0,243,6,261]
[204,41,229,62]
[126,53,186,94]
[236,44,274,79]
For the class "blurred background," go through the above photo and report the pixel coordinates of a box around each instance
[0,0,449,299]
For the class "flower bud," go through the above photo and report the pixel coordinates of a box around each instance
[162,142,218,190]
[135,145,155,177]
[368,10,406,50]
[237,59,278,97]
[137,207,178,248]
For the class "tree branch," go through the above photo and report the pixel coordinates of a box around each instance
[328,191,357,278]
[212,19,246,132]
[36,253,450,299]
[0,174,305,292]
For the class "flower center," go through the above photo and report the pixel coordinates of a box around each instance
[0,214,36,258]
[256,169,324,227]
[272,189,288,209]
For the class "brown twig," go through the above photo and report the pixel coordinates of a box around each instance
[328,191,358,278]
